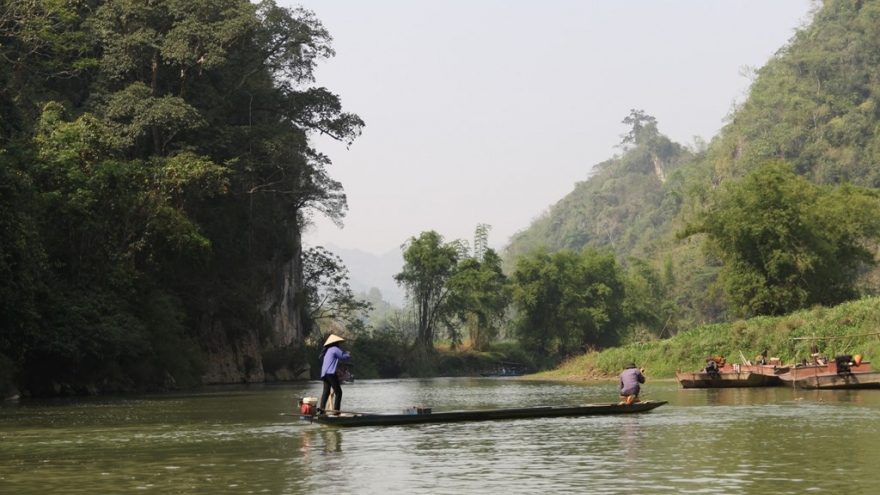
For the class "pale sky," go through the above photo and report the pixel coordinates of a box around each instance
[283,1,814,256]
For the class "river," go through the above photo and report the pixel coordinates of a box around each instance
[2,378,879,494]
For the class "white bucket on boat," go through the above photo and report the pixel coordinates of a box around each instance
[302,397,318,406]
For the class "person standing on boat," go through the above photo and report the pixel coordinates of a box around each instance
[619,363,645,405]
[318,334,352,414]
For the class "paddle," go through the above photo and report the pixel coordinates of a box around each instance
[634,317,668,378]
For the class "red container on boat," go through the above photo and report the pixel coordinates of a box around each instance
[301,403,314,415]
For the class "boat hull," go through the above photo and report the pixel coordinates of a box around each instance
[777,360,879,389]
[676,371,781,388]
[785,372,880,389]
[677,362,788,388]
[300,400,667,427]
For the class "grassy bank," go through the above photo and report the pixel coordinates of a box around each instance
[535,296,880,380]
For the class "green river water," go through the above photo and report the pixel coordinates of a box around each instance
[2,378,879,494]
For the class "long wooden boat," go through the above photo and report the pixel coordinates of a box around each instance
[777,357,880,389]
[300,400,668,427]
[677,363,789,388]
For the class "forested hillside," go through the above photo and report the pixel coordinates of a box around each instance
[705,0,880,187]
[505,110,693,262]
[505,0,880,336]
[0,1,360,396]
[8,0,880,394]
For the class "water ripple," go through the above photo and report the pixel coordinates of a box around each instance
[3,380,880,494]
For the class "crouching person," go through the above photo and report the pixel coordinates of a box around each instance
[619,363,645,405]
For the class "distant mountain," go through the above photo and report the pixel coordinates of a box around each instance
[323,243,406,306]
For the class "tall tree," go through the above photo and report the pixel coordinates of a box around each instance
[445,248,508,351]
[509,247,626,355]
[679,161,880,316]
[394,231,459,362]
[301,246,372,335]
[621,257,675,341]
[473,223,490,261]
[444,225,508,351]
[619,109,659,150]
[0,0,364,394]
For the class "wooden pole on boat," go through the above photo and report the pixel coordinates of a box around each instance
[627,316,671,401]
[642,316,672,377]
[657,315,672,339]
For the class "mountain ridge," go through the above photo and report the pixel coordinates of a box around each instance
[320,243,407,306]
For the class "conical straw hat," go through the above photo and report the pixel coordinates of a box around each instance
[323,334,345,347]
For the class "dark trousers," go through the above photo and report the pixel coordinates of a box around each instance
[320,374,342,412]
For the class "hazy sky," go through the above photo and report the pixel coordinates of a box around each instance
[283,1,814,256]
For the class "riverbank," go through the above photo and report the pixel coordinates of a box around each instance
[530,296,880,381]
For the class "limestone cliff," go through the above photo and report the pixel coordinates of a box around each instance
[198,317,266,384]
[199,240,308,384]
[263,250,306,349]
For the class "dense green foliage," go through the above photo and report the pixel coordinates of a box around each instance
[369,0,880,373]
[444,225,508,351]
[680,161,880,317]
[508,248,626,355]
[504,109,692,263]
[379,226,667,374]
[445,250,507,351]
[706,0,880,187]
[9,0,880,389]
[543,296,880,381]
[503,110,703,334]
[394,231,460,363]
[505,1,880,345]
[0,0,361,395]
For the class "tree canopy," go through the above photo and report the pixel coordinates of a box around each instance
[504,0,880,335]
[302,246,372,334]
[680,161,880,316]
[394,231,460,361]
[508,247,626,355]
[444,225,508,351]
[0,0,362,394]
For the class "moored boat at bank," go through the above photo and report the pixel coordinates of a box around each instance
[677,356,789,388]
[777,355,880,389]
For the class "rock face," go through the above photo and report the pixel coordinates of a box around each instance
[263,250,306,349]
[199,239,307,384]
[198,317,266,384]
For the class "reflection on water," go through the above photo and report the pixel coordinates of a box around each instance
[299,428,342,455]
[2,380,880,494]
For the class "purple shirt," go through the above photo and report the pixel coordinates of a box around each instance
[619,367,645,396]
[320,346,351,378]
